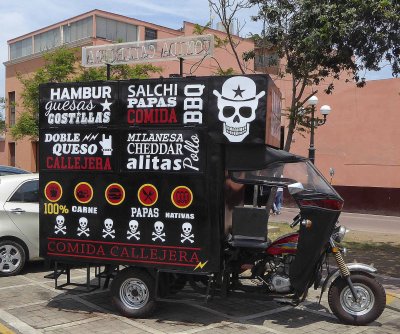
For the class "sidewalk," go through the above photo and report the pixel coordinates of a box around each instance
[0,263,399,334]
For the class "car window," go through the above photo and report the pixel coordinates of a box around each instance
[8,180,39,203]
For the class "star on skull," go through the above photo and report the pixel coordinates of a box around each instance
[233,85,245,97]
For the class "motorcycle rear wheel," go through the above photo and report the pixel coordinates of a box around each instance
[328,273,386,325]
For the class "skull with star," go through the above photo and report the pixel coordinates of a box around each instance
[213,76,265,142]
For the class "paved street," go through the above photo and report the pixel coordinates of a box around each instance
[0,262,399,334]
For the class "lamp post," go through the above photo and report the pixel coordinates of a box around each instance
[305,96,332,164]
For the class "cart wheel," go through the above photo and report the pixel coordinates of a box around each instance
[111,267,156,318]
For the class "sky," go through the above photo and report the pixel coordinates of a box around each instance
[0,0,394,100]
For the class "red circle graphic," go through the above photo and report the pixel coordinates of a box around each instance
[105,183,125,205]
[171,186,193,209]
[44,181,62,202]
[138,184,158,206]
[74,182,93,204]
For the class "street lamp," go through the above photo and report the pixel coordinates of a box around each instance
[305,95,332,164]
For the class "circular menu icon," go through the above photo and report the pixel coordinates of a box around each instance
[171,186,193,209]
[105,183,125,205]
[74,182,93,204]
[138,184,158,207]
[44,181,63,202]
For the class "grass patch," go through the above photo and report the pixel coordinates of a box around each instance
[341,241,400,277]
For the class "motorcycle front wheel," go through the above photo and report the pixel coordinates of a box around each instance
[328,273,386,325]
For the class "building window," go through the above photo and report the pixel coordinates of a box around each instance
[145,28,157,40]
[9,37,33,60]
[34,28,61,53]
[63,17,93,44]
[254,52,280,74]
[8,91,16,126]
[255,53,279,67]
[9,143,16,167]
[96,16,137,42]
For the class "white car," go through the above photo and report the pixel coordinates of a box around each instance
[0,173,39,276]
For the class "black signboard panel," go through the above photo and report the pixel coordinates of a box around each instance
[39,81,119,128]
[207,75,268,145]
[119,78,207,127]
[120,129,204,174]
[118,75,268,144]
[39,75,277,273]
[39,172,215,270]
[39,130,119,172]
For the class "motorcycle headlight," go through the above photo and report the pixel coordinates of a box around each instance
[333,225,348,243]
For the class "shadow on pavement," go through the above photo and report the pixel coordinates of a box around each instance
[42,279,347,328]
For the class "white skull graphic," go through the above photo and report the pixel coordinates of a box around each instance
[79,217,88,229]
[129,220,139,233]
[213,76,265,142]
[154,221,164,235]
[56,215,65,227]
[104,218,113,231]
[182,222,192,236]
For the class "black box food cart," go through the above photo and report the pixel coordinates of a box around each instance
[39,74,280,315]
[38,74,387,325]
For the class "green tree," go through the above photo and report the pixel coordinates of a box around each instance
[13,47,162,140]
[249,0,400,151]
[13,47,78,140]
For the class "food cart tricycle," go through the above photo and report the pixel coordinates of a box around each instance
[39,74,385,325]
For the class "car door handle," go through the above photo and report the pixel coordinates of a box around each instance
[10,208,26,214]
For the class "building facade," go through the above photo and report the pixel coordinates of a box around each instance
[2,9,400,214]
[285,77,400,215]
[1,9,254,172]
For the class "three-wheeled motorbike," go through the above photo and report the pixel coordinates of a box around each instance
[221,146,386,325]
[111,146,386,326]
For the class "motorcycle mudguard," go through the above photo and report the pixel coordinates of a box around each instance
[319,263,377,300]
[289,207,340,295]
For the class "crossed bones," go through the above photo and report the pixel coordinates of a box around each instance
[55,225,66,235]
[181,233,194,244]
[152,232,166,242]
[102,229,115,239]
[66,225,196,242]
[77,227,90,237]
[127,230,140,240]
